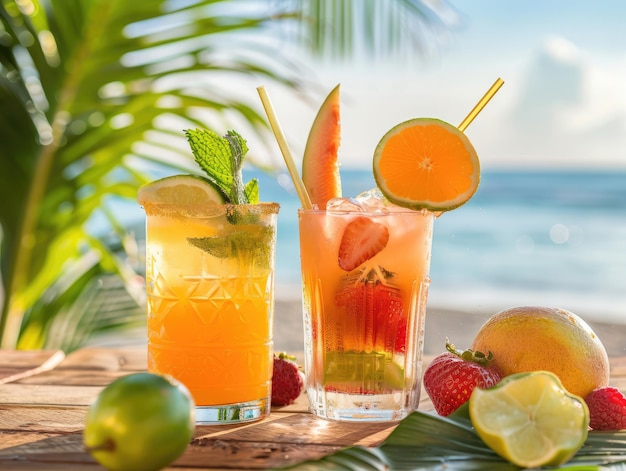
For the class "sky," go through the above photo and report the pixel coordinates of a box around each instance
[257,0,626,170]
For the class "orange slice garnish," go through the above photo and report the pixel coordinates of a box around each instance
[373,118,479,211]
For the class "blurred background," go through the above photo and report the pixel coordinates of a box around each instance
[1,0,624,352]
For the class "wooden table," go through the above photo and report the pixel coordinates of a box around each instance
[2,347,626,470]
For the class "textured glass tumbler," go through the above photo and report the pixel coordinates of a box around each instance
[299,208,434,421]
[142,202,279,424]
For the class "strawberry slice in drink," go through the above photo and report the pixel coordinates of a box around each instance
[337,217,389,272]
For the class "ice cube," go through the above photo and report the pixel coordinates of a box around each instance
[352,188,390,212]
[326,197,365,213]
[355,188,427,213]
[355,187,385,202]
[327,188,408,213]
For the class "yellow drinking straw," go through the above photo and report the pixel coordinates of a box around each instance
[257,85,313,210]
[458,77,505,132]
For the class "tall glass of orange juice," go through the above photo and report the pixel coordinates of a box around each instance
[299,203,434,421]
[142,200,279,424]
[138,127,280,424]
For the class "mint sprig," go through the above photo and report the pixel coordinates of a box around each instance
[187,225,274,268]
[184,128,268,259]
[184,128,259,204]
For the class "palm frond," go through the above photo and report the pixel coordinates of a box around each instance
[0,0,303,349]
[282,410,626,470]
[0,0,456,350]
[290,0,459,60]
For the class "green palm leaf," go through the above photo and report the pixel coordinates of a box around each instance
[282,411,626,470]
[0,0,302,350]
[0,0,454,350]
[294,0,459,59]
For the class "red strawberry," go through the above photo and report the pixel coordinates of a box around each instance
[423,339,503,416]
[271,352,305,406]
[335,268,405,353]
[585,387,626,431]
[393,313,408,354]
[338,217,389,271]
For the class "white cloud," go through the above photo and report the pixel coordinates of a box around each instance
[249,33,626,171]
[488,35,626,168]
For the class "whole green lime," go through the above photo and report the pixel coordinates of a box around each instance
[83,372,195,471]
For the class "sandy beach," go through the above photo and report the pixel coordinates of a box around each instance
[273,298,626,358]
[89,298,626,359]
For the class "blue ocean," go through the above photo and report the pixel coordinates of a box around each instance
[250,168,626,324]
[119,168,626,324]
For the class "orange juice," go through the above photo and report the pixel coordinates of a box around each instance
[299,207,434,421]
[144,202,279,424]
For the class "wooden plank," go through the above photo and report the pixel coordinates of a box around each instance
[58,346,146,371]
[0,384,101,407]
[610,357,626,379]
[0,405,87,433]
[0,431,65,451]
[1,348,626,471]
[173,411,399,469]
[0,460,101,471]
[0,431,101,470]
[194,412,396,447]
[0,416,362,470]
[0,350,65,385]
[177,439,344,469]
[16,369,129,387]
[172,411,396,469]
[0,349,64,368]
[0,406,394,469]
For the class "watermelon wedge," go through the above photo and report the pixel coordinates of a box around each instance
[302,84,342,209]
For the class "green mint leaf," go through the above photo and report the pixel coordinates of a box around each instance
[184,128,252,204]
[187,226,274,269]
[185,128,233,197]
[224,130,248,168]
[224,130,247,203]
[245,178,259,204]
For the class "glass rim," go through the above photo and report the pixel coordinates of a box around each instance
[143,201,279,209]
[141,201,280,217]
[297,207,434,216]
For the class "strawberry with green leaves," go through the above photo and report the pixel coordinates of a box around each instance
[423,339,503,416]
